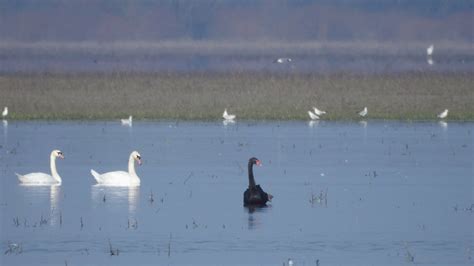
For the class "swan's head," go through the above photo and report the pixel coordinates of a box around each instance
[52,150,64,159]
[132,151,142,165]
[249,157,261,166]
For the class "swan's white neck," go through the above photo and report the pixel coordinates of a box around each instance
[128,153,139,182]
[50,153,61,183]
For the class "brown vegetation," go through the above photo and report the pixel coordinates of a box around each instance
[1,72,472,120]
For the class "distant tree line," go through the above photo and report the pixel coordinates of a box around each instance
[0,0,472,42]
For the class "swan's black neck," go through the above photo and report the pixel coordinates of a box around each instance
[248,161,256,188]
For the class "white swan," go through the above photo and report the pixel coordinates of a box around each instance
[2,107,7,118]
[121,115,132,126]
[91,151,142,186]
[427,44,434,56]
[437,109,448,119]
[16,150,64,185]
[308,110,320,120]
[223,109,236,121]
[358,107,368,117]
[313,106,327,116]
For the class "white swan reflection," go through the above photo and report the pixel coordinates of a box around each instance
[49,184,61,225]
[91,185,140,214]
[19,184,62,226]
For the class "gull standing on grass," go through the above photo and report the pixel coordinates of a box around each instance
[427,44,434,56]
[437,109,448,119]
[2,107,7,126]
[313,106,326,116]
[2,107,7,118]
[121,115,132,126]
[223,109,236,121]
[358,107,368,117]
[274,57,292,64]
[426,44,434,65]
[308,110,320,120]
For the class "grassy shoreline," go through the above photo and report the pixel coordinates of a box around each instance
[1,72,473,120]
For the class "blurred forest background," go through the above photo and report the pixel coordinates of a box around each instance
[1,0,473,119]
[1,0,472,42]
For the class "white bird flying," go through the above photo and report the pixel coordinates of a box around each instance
[2,107,8,118]
[223,109,236,121]
[308,110,320,120]
[358,107,368,117]
[437,109,448,119]
[427,44,434,56]
[274,57,292,64]
[313,106,327,116]
[121,115,132,126]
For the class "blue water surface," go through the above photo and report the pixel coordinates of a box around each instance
[1,120,473,265]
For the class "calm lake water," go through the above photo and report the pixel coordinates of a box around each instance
[2,51,474,74]
[1,120,473,265]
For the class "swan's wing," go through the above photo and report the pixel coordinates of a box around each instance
[17,172,55,184]
[93,171,137,185]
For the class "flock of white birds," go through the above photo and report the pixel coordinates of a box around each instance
[220,106,449,122]
[2,44,450,186]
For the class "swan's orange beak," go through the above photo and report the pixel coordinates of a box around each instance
[256,160,262,166]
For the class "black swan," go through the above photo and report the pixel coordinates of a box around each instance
[243,157,273,206]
